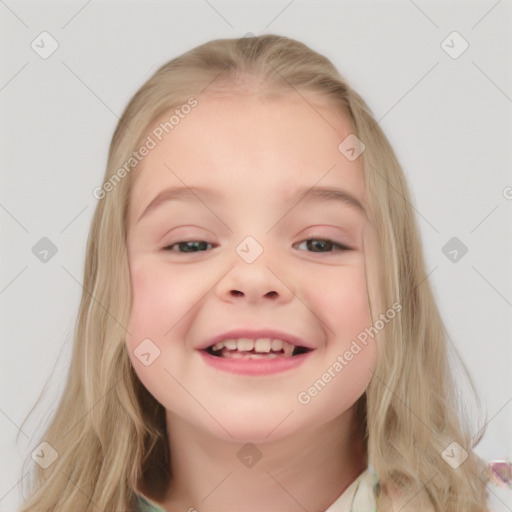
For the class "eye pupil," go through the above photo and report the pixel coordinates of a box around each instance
[307,239,332,252]
[179,241,208,252]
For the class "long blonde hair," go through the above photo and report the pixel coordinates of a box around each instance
[18,34,489,511]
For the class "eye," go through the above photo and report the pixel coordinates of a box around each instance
[294,238,352,253]
[163,240,215,253]
[162,238,352,254]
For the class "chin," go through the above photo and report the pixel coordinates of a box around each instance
[200,411,300,444]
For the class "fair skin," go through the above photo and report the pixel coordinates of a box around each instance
[125,82,379,511]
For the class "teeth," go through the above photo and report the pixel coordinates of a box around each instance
[224,340,237,350]
[237,338,254,351]
[254,338,271,352]
[271,339,283,351]
[282,342,294,358]
[210,337,297,355]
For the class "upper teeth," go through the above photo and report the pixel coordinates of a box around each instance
[211,338,294,356]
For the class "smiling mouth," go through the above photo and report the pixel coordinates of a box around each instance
[204,338,312,358]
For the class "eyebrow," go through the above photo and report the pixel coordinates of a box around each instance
[136,184,367,223]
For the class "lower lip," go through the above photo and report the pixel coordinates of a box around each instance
[198,350,313,375]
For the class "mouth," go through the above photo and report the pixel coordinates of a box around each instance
[203,338,312,359]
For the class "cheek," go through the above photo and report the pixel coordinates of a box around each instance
[305,260,371,340]
[127,266,161,335]
[125,258,207,363]
[296,261,377,411]
[124,261,187,407]
[127,260,185,333]
[125,260,181,360]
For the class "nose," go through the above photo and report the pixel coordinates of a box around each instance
[216,252,295,305]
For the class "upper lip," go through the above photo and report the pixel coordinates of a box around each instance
[197,328,315,351]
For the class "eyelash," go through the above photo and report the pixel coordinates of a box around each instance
[162,238,352,254]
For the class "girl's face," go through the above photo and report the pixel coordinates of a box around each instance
[125,87,379,442]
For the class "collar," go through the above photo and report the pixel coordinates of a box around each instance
[325,467,378,511]
[134,467,379,512]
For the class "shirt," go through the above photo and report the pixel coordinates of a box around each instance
[134,467,379,512]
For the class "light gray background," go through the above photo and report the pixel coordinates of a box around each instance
[1,1,511,510]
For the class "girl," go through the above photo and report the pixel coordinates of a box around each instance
[18,34,504,511]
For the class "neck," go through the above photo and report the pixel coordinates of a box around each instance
[159,403,366,512]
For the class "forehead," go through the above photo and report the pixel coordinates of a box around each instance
[127,91,365,225]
